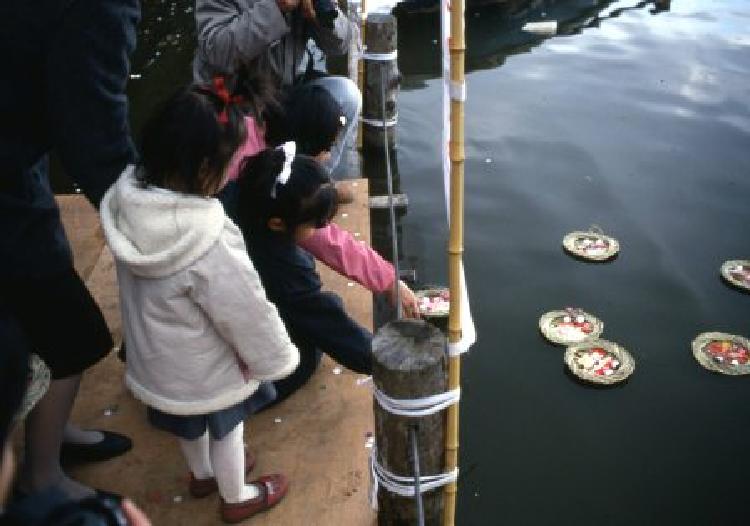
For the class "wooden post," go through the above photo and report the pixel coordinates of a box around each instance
[373,319,447,526]
[362,13,399,150]
[356,0,367,149]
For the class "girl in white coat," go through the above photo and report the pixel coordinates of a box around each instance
[100,84,299,523]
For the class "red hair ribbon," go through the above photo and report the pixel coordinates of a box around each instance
[212,76,243,124]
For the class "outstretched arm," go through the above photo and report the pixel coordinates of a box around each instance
[299,223,394,292]
[299,223,421,318]
[282,290,372,375]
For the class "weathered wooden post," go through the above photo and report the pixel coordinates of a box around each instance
[372,319,447,525]
[362,13,399,150]
[355,0,367,149]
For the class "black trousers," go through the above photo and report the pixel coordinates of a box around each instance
[0,268,112,379]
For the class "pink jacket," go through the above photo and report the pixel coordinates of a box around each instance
[226,116,267,182]
[229,116,396,293]
[299,223,395,293]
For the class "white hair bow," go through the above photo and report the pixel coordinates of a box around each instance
[271,141,296,198]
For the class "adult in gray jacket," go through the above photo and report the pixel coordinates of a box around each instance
[193,0,361,174]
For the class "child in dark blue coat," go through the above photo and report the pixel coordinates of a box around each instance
[235,144,372,405]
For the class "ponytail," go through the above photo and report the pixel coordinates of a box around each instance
[236,148,338,235]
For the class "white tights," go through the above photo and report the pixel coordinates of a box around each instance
[178,422,260,503]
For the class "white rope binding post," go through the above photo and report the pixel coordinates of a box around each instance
[369,447,459,509]
[372,386,461,418]
[368,385,461,508]
[361,115,398,128]
[361,49,398,61]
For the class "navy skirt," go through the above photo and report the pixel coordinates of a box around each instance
[147,382,277,441]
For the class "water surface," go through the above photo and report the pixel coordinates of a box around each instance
[392,1,750,524]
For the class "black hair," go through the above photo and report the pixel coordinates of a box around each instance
[237,148,339,235]
[234,60,284,122]
[138,84,246,196]
[264,85,344,157]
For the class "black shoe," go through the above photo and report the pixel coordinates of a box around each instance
[60,430,132,465]
[10,486,121,505]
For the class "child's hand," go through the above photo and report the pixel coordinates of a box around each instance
[122,499,151,526]
[391,280,421,319]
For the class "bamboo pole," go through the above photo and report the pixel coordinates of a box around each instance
[443,0,465,520]
[356,0,367,149]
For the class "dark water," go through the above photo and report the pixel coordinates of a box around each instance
[391,1,750,525]
[53,0,749,523]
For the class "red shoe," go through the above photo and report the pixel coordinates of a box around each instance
[189,449,256,498]
[220,474,289,524]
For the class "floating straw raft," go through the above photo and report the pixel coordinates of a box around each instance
[539,308,604,346]
[692,332,750,376]
[562,227,619,262]
[564,339,635,385]
[720,260,750,293]
[416,287,450,318]
[416,286,450,332]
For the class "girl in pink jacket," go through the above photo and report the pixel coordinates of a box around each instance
[222,83,420,316]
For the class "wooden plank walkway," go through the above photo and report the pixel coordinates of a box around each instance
[58,180,376,525]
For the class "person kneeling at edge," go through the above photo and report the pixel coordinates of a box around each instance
[236,144,373,405]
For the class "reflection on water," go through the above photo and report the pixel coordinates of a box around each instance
[393,0,750,524]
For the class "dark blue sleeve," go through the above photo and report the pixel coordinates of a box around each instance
[282,291,372,375]
[46,0,140,207]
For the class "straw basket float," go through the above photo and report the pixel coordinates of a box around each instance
[415,286,450,331]
[564,339,635,385]
[562,226,619,262]
[720,260,750,293]
[539,308,604,346]
[692,332,750,376]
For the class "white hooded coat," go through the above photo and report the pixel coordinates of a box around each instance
[100,166,299,415]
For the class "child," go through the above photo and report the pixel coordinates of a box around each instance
[100,85,299,524]
[235,144,374,402]
[224,83,420,318]
[265,83,346,166]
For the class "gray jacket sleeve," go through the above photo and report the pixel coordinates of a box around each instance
[309,7,355,56]
[196,0,291,74]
